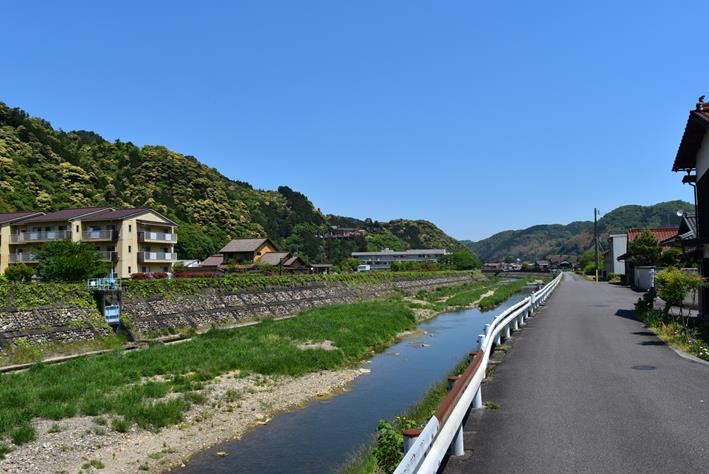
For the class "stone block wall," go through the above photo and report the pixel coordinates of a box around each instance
[0,275,471,350]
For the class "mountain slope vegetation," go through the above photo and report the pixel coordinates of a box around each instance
[0,101,471,263]
[464,201,694,262]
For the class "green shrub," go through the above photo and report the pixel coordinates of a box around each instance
[584,264,597,276]
[4,264,34,282]
[373,419,403,474]
[655,268,706,312]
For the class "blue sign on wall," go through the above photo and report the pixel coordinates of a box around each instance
[104,305,121,325]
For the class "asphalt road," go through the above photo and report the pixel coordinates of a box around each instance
[443,273,709,474]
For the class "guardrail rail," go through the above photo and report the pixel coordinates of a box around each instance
[394,272,564,474]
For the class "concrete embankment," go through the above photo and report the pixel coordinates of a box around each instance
[0,274,473,353]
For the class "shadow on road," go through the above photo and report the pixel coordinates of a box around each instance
[614,309,639,321]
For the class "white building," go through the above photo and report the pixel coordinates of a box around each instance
[351,248,448,270]
[604,233,627,277]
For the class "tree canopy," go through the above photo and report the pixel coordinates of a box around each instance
[36,241,108,282]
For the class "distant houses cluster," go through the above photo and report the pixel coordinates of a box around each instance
[482,255,579,273]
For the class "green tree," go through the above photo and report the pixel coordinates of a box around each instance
[36,241,108,282]
[175,223,219,260]
[628,231,661,266]
[442,251,481,270]
[578,249,596,269]
[339,257,360,272]
[658,247,681,268]
[4,263,34,282]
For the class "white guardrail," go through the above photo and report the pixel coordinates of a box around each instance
[394,272,564,474]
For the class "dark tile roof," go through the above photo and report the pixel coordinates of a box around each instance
[258,252,290,265]
[673,98,709,171]
[220,238,274,253]
[200,255,224,267]
[18,207,111,224]
[81,208,151,222]
[283,255,305,267]
[0,211,44,225]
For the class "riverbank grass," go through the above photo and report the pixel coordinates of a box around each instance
[0,299,417,442]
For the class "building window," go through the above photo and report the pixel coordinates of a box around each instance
[129,224,132,232]
[76,225,79,233]
[128,266,131,274]
[128,245,132,253]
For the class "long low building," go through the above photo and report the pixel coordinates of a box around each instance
[0,207,177,278]
[351,248,448,270]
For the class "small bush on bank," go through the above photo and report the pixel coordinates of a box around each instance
[4,264,34,283]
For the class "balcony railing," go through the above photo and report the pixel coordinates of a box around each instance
[10,230,71,243]
[83,230,117,241]
[138,251,177,262]
[138,231,177,243]
[9,253,38,263]
[98,251,119,262]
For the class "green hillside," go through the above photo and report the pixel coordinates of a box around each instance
[465,200,694,262]
[0,101,471,264]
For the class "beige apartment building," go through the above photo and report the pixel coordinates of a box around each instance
[0,207,177,278]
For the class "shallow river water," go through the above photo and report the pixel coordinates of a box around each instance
[180,291,530,473]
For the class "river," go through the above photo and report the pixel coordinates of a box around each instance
[180,290,531,473]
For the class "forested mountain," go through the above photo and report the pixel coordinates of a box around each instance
[464,201,694,262]
[0,101,471,263]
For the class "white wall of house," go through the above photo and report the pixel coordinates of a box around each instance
[695,131,709,180]
[605,234,627,276]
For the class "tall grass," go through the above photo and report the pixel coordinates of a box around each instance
[478,278,533,311]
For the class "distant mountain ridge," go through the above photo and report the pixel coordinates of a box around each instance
[464,201,694,262]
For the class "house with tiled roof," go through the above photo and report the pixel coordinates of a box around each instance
[1,207,177,278]
[672,96,709,315]
[616,228,679,289]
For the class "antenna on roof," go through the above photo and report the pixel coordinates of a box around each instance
[697,96,705,111]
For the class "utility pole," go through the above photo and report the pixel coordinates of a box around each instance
[594,208,599,283]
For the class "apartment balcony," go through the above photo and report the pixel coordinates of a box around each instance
[138,251,177,263]
[138,231,177,243]
[9,253,38,263]
[98,251,119,263]
[10,230,71,244]
[82,230,118,241]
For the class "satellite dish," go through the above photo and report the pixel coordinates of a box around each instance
[677,209,684,217]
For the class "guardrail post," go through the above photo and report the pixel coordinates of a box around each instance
[473,386,483,408]
[477,334,486,347]
[504,324,511,339]
[451,424,465,456]
[494,332,501,345]
[447,375,460,392]
[403,428,422,453]
[513,318,519,331]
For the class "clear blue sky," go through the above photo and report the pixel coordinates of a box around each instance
[1,1,704,240]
